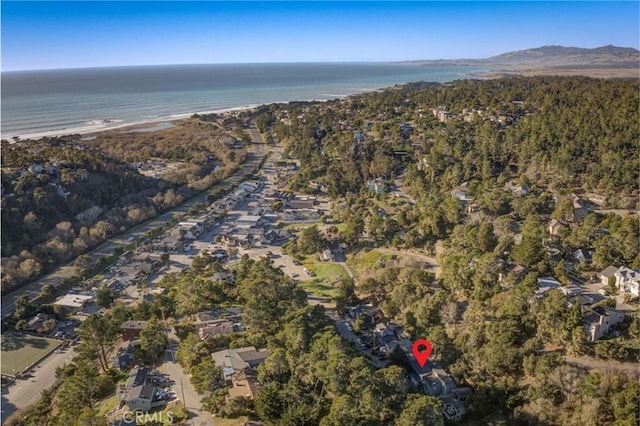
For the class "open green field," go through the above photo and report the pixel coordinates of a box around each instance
[346,249,394,277]
[1,333,62,376]
[300,263,350,298]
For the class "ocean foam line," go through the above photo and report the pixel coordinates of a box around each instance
[1,104,261,141]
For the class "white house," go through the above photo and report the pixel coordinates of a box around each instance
[614,266,640,297]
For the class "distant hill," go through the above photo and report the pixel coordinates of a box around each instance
[487,45,640,67]
[404,45,639,78]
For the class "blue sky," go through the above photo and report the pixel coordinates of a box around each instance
[2,1,639,71]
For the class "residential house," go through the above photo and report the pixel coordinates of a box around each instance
[196,319,237,340]
[432,107,451,122]
[534,277,562,298]
[239,181,260,193]
[119,251,135,264]
[498,263,529,286]
[211,346,270,380]
[26,313,55,332]
[599,265,619,287]
[614,266,640,297]
[559,285,582,297]
[177,221,204,240]
[367,179,386,195]
[110,342,137,370]
[348,305,383,327]
[548,219,568,237]
[286,198,316,210]
[121,320,147,341]
[555,193,590,223]
[573,248,592,264]
[321,248,335,262]
[117,367,155,413]
[504,181,529,197]
[451,182,474,206]
[583,307,625,341]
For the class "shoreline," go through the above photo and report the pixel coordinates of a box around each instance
[0,78,465,142]
[1,105,262,141]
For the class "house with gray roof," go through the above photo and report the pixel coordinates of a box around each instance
[117,367,155,412]
[211,346,270,380]
[583,307,625,342]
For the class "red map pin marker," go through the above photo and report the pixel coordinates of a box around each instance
[412,339,432,368]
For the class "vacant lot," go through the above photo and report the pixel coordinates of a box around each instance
[1,333,61,376]
[300,262,350,298]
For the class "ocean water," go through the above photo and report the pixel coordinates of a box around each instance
[1,63,484,138]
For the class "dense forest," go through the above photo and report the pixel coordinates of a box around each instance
[1,118,245,293]
[257,77,637,201]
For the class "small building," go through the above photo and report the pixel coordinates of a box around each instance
[504,181,529,197]
[599,265,619,287]
[26,313,55,332]
[320,248,335,262]
[548,219,568,237]
[121,320,148,341]
[583,307,626,342]
[367,179,386,195]
[117,367,155,413]
[54,294,94,311]
[534,277,562,298]
[573,248,592,264]
[451,182,474,205]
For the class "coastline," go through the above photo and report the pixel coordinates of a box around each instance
[1,105,261,141]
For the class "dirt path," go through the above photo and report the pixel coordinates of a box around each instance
[565,355,640,377]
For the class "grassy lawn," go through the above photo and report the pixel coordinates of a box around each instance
[333,223,347,233]
[299,263,350,298]
[1,333,62,376]
[346,249,394,277]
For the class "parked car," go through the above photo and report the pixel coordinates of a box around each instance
[345,322,353,332]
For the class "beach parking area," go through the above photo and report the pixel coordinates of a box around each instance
[1,333,62,376]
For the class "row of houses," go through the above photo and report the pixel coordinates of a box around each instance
[533,274,631,342]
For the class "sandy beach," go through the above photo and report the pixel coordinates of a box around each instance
[1,105,259,142]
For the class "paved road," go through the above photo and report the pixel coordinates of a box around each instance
[161,334,213,426]
[328,310,389,369]
[1,132,267,320]
[1,347,76,419]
